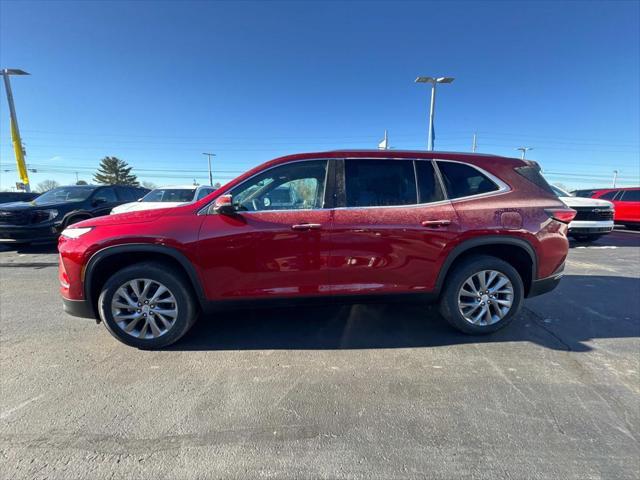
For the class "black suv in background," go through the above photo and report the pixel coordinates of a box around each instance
[0,185,148,244]
[0,191,40,204]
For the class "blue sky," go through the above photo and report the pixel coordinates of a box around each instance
[1,0,638,191]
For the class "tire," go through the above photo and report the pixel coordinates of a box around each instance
[97,262,199,349]
[439,255,524,335]
[571,233,602,242]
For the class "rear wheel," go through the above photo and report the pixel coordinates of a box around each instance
[97,262,198,349]
[439,255,524,335]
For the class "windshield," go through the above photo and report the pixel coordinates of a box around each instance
[141,189,195,202]
[550,185,571,197]
[33,186,96,204]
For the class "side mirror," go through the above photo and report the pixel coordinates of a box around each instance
[213,194,236,215]
[137,198,143,202]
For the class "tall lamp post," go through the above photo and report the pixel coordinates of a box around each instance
[516,146,534,160]
[202,152,216,186]
[415,76,455,151]
[1,68,31,192]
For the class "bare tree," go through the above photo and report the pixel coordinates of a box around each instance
[36,179,60,193]
[141,181,157,190]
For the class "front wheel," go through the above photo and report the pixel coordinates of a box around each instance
[439,255,524,335]
[97,262,198,349]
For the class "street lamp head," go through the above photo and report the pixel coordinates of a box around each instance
[1,69,30,76]
[415,76,455,84]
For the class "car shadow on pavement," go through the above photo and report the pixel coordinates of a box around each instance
[0,242,58,254]
[569,230,640,249]
[173,274,639,353]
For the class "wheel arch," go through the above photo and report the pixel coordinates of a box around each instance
[435,236,537,297]
[84,244,206,316]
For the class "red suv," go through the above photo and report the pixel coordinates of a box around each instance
[59,151,574,348]
[589,187,640,230]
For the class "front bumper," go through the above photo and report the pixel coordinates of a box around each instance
[568,220,614,235]
[62,297,95,319]
[0,223,61,243]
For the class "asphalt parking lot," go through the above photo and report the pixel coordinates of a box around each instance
[1,230,639,479]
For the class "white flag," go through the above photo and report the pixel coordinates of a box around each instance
[378,130,389,150]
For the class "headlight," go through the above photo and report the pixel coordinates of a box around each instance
[31,209,58,223]
[61,227,93,239]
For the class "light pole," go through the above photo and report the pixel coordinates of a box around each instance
[516,146,533,160]
[1,68,31,192]
[202,152,216,186]
[415,76,454,151]
[613,170,618,188]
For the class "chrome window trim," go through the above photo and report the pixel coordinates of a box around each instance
[434,159,511,203]
[198,158,331,215]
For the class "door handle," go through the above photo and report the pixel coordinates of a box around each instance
[291,223,322,231]
[421,219,451,228]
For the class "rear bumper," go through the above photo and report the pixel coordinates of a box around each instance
[62,297,95,319]
[527,268,564,298]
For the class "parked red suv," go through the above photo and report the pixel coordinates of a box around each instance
[59,151,575,348]
[589,187,640,230]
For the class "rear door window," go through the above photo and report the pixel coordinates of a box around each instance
[437,161,500,199]
[620,190,640,202]
[599,190,618,200]
[344,159,417,207]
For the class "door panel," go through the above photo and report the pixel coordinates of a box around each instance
[197,159,333,301]
[198,210,332,300]
[328,203,459,294]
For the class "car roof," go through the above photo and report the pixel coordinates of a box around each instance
[155,185,198,190]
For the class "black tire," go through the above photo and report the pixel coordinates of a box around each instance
[571,233,602,242]
[97,262,198,349]
[439,255,524,335]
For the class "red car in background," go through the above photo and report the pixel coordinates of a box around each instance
[590,187,640,230]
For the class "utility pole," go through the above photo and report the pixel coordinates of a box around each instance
[1,68,31,192]
[75,172,79,183]
[516,146,533,160]
[472,132,478,152]
[202,152,216,187]
[613,170,618,188]
[415,76,455,151]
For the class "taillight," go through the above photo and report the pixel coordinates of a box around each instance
[545,208,577,224]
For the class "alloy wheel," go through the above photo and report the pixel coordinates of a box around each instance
[457,270,514,326]
[111,279,178,339]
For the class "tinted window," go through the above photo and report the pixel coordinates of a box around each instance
[116,187,137,202]
[599,190,618,200]
[620,190,640,202]
[438,162,499,199]
[143,189,195,202]
[196,188,214,200]
[345,159,417,207]
[230,160,327,211]
[93,188,118,203]
[415,161,445,203]
[34,186,95,204]
[513,165,555,194]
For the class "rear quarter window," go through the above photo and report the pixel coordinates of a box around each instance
[437,161,500,199]
[513,165,555,195]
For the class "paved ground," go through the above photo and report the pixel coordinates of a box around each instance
[1,230,639,479]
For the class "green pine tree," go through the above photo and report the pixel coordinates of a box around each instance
[93,157,139,186]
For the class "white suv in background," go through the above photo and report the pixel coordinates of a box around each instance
[551,185,615,242]
[110,185,215,215]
